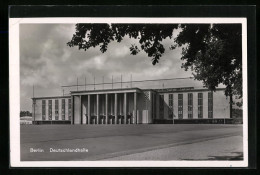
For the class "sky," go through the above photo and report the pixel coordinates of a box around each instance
[20,24,206,112]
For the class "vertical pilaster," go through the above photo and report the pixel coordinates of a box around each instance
[124,93,127,124]
[88,95,90,124]
[71,96,74,124]
[82,96,87,124]
[80,95,82,124]
[134,92,137,124]
[115,93,118,124]
[110,95,113,115]
[97,94,99,124]
[119,95,122,115]
[105,94,108,124]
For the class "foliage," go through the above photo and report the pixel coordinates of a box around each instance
[67,24,178,65]
[174,24,242,99]
[232,108,243,118]
[67,23,242,102]
[20,111,32,117]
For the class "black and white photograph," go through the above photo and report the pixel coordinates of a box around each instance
[9,17,248,167]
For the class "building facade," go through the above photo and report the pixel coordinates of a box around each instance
[32,87,230,124]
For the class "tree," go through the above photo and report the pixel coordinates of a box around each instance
[20,111,32,117]
[67,23,242,111]
[174,24,242,117]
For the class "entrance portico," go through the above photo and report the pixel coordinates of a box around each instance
[71,88,141,125]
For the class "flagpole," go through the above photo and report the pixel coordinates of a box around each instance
[103,76,104,90]
[85,77,86,90]
[112,75,113,89]
[121,74,122,89]
[94,76,95,90]
[33,84,35,124]
[130,74,132,88]
[77,77,78,91]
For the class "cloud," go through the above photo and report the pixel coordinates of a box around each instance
[114,45,129,58]
[78,55,107,70]
[20,24,203,111]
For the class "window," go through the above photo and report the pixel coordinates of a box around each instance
[178,94,183,119]
[55,100,59,120]
[188,93,193,119]
[42,100,46,120]
[198,93,203,118]
[68,99,72,121]
[48,100,52,120]
[159,94,164,119]
[208,92,213,118]
[62,99,65,120]
[168,94,173,118]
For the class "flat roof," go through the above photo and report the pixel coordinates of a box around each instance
[155,87,226,93]
[32,87,226,99]
[70,87,142,95]
[32,95,71,100]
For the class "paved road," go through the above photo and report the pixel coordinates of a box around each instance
[20,124,243,161]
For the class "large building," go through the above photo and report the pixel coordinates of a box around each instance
[32,86,231,124]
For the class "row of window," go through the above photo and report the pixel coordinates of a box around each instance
[42,99,72,120]
[41,93,213,120]
[159,92,213,119]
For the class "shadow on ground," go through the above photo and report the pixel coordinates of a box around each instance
[208,152,243,160]
[182,152,243,161]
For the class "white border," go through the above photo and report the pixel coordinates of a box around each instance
[9,17,248,167]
